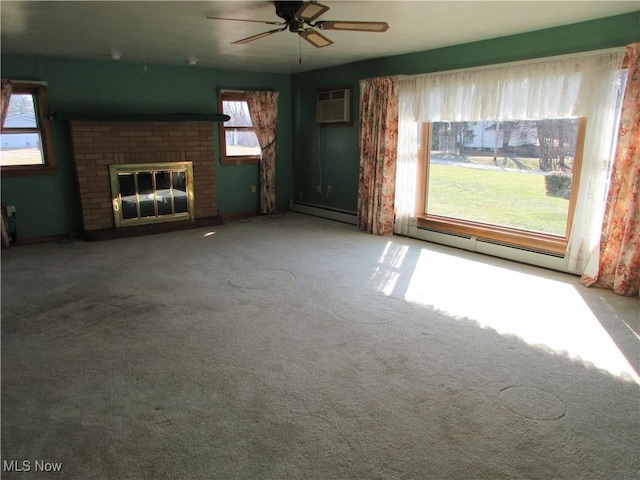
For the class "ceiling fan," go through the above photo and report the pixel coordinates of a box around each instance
[207,1,389,48]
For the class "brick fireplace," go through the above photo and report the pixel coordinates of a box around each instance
[70,121,220,239]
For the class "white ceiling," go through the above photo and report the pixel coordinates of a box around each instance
[1,1,638,74]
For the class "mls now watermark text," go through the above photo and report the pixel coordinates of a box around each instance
[3,460,63,473]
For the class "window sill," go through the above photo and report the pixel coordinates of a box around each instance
[1,165,58,177]
[417,215,567,255]
[220,156,259,166]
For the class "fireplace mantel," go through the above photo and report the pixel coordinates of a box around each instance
[52,111,230,122]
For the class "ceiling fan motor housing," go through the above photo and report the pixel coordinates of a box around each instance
[275,2,305,22]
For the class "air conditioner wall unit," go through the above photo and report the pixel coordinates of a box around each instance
[316,87,352,125]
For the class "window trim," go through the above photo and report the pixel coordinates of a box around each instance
[1,82,57,176]
[416,118,586,255]
[217,90,260,166]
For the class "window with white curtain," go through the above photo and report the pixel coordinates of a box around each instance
[395,49,627,273]
[1,82,57,174]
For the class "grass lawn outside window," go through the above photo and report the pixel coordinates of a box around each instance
[418,119,586,255]
[427,162,570,236]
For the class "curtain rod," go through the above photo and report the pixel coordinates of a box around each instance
[219,89,276,93]
[9,80,48,85]
[397,46,627,81]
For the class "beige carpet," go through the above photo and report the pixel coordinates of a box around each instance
[2,212,638,479]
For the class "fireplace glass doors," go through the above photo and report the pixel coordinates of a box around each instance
[109,162,194,227]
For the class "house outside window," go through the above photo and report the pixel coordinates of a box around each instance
[1,82,56,175]
[464,129,474,145]
[217,90,261,165]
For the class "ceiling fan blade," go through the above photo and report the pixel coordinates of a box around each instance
[295,2,330,22]
[316,21,389,32]
[298,28,333,48]
[207,16,283,26]
[231,28,285,45]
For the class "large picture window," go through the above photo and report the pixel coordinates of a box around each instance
[1,82,56,175]
[419,118,585,253]
[217,90,261,165]
[396,50,627,267]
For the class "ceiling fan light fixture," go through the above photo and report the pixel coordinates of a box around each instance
[295,2,330,22]
[317,21,390,32]
[298,28,333,48]
[288,21,305,33]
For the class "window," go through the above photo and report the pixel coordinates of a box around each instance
[419,118,585,254]
[217,90,261,165]
[397,51,627,262]
[1,82,56,175]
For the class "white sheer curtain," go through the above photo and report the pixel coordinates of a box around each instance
[569,55,627,274]
[394,92,419,236]
[395,49,625,273]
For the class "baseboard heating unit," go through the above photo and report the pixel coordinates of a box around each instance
[289,203,570,273]
[289,203,357,225]
[416,227,570,273]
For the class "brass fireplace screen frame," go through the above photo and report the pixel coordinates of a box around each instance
[109,162,195,228]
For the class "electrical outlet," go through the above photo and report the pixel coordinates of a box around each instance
[250,185,256,193]
[316,185,322,193]
[6,206,16,216]
[327,185,332,194]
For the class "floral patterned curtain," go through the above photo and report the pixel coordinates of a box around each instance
[357,76,399,235]
[1,79,11,128]
[246,90,279,215]
[1,79,12,248]
[581,43,640,297]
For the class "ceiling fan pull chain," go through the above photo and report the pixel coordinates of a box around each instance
[299,36,303,64]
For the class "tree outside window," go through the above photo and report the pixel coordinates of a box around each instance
[217,90,260,165]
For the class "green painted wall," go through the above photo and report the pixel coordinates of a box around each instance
[0,55,292,239]
[291,12,640,214]
[2,12,639,239]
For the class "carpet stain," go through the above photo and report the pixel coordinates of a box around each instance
[2,296,162,339]
[499,385,566,420]
[227,268,296,289]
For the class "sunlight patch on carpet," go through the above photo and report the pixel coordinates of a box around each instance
[400,248,639,383]
[370,241,410,296]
